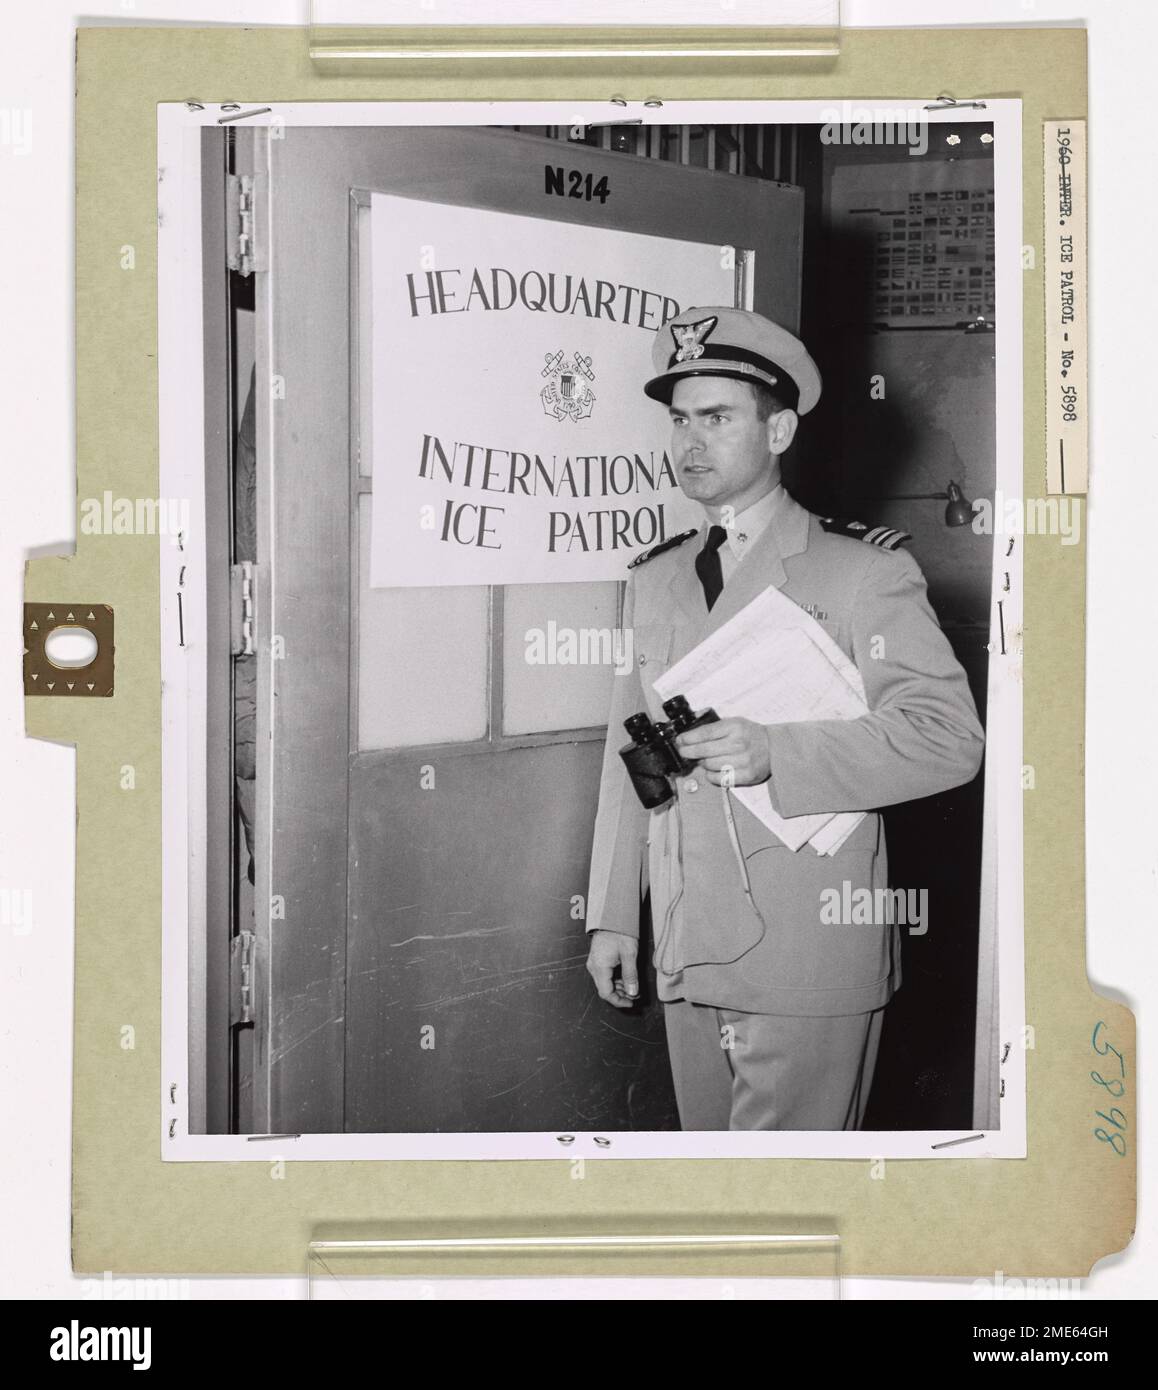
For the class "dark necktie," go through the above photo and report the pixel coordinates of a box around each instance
[695,525,728,611]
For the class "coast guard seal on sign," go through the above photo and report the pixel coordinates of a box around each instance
[541,349,596,421]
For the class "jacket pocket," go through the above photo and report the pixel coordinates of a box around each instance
[634,622,673,669]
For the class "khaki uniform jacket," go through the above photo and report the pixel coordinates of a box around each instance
[585,489,986,1017]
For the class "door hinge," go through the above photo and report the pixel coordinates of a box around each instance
[230,561,255,656]
[230,930,256,1027]
[226,173,264,276]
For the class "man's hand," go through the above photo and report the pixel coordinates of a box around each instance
[586,930,639,1009]
[675,716,771,787]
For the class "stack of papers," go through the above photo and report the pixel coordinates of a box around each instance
[651,586,868,855]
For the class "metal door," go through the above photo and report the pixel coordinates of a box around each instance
[244,125,804,1133]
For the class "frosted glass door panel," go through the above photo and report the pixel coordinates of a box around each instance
[357,497,489,749]
[502,581,620,736]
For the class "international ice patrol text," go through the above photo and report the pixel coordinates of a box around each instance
[419,432,679,554]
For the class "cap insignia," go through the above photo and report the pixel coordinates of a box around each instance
[671,315,718,363]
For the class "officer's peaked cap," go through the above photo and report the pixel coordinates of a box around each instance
[644,305,821,415]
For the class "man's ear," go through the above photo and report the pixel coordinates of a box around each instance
[765,408,799,456]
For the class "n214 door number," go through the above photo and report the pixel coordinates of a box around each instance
[545,165,610,204]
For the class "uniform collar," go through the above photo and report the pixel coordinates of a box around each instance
[669,487,812,632]
[704,483,787,563]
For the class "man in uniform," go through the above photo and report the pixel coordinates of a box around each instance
[584,306,985,1131]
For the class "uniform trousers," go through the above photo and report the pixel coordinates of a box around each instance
[663,999,885,1131]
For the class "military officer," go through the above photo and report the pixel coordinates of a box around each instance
[584,305,986,1131]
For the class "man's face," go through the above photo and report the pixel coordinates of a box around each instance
[667,376,790,514]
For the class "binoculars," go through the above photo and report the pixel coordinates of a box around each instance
[619,694,720,809]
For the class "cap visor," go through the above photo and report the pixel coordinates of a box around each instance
[644,364,791,405]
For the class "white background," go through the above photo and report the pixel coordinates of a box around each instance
[0,0,1152,1299]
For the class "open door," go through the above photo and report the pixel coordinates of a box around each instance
[234,125,804,1135]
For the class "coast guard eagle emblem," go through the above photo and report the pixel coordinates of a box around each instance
[671,314,718,362]
[540,349,596,422]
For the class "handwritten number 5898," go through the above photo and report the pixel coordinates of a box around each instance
[1091,1022,1127,1156]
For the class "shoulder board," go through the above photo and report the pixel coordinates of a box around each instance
[627,528,698,569]
[819,516,912,551]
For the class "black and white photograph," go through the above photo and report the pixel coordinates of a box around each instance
[159,99,1024,1158]
[10,0,1157,1322]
